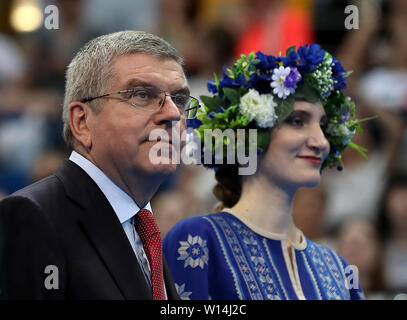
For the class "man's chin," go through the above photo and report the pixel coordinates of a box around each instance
[148,160,178,176]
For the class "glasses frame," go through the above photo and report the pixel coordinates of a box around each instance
[81,86,200,119]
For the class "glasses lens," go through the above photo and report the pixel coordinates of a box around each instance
[129,86,161,109]
[184,98,199,119]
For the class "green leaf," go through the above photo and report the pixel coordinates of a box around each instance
[200,95,217,111]
[257,129,271,152]
[214,72,220,93]
[276,96,294,123]
[294,83,320,104]
[348,141,368,159]
[285,45,296,56]
[223,88,242,106]
[345,70,353,78]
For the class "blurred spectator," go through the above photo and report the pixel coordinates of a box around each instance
[153,163,218,238]
[158,0,238,78]
[174,165,218,216]
[335,218,387,299]
[22,0,101,91]
[313,0,350,55]
[321,0,406,228]
[321,104,403,228]
[83,0,159,34]
[151,190,190,238]
[377,173,407,295]
[0,85,64,194]
[234,0,315,57]
[0,33,26,84]
[31,149,67,182]
[293,186,334,248]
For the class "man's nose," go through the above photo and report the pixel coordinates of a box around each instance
[156,95,182,124]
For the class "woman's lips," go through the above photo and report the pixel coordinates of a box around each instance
[297,156,322,166]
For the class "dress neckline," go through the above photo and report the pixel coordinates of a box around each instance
[220,210,308,251]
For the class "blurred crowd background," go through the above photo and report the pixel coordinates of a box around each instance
[0,0,407,300]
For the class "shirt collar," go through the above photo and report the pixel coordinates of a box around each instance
[69,150,152,224]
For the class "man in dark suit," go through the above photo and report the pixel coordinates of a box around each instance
[0,30,199,299]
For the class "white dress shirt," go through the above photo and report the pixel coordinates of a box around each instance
[69,151,154,289]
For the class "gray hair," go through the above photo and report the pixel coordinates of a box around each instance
[62,30,184,147]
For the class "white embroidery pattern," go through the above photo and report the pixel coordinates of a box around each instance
[307,242,342,299]
[213,215,281,299]
[177,234,209,269]
[175,283,192,300]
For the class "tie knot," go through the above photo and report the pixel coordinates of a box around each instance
[134,209,161,242]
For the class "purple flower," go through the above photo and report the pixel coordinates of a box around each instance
[283,67,302,89]
[341,110,350,123]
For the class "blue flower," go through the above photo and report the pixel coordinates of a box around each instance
[186,118,202,129]
[297,44,326,72]
[207,80,218,94]
[248,73,272,94]
[331,56,347,90]
[284,49,300,67]
[219,74,247,89]
[255,51,279,71]
[208,112,215,119]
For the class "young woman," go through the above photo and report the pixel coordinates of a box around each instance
[163,44,366,300]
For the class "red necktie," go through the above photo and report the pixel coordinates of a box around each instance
[134,209,166,300]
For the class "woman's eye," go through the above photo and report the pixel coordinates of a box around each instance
[287,117,303,126]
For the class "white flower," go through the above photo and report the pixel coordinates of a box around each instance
[239,89,278,128]
[327,123,350,136]
[326,123,356,145]
[270,66,294,99]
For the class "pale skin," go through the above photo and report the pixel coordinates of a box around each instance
[68,53,187,208]
[227,101,330,248]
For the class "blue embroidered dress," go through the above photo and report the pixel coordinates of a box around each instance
[163,211,365,300]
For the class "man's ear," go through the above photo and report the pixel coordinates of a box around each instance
[69,102,93,150]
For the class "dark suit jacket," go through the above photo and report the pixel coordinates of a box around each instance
[0,159,179,300]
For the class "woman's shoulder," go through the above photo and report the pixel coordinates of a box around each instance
[164,211,228,242]
[305,238,357,277]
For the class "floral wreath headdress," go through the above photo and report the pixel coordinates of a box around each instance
[189,44,370,171]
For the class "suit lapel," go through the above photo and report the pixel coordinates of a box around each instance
[163,258,179,300]
[56,160,152,299]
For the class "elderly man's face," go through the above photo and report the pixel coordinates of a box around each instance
[87,53,187,182]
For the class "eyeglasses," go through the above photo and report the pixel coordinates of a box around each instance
[81,85,200,119]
